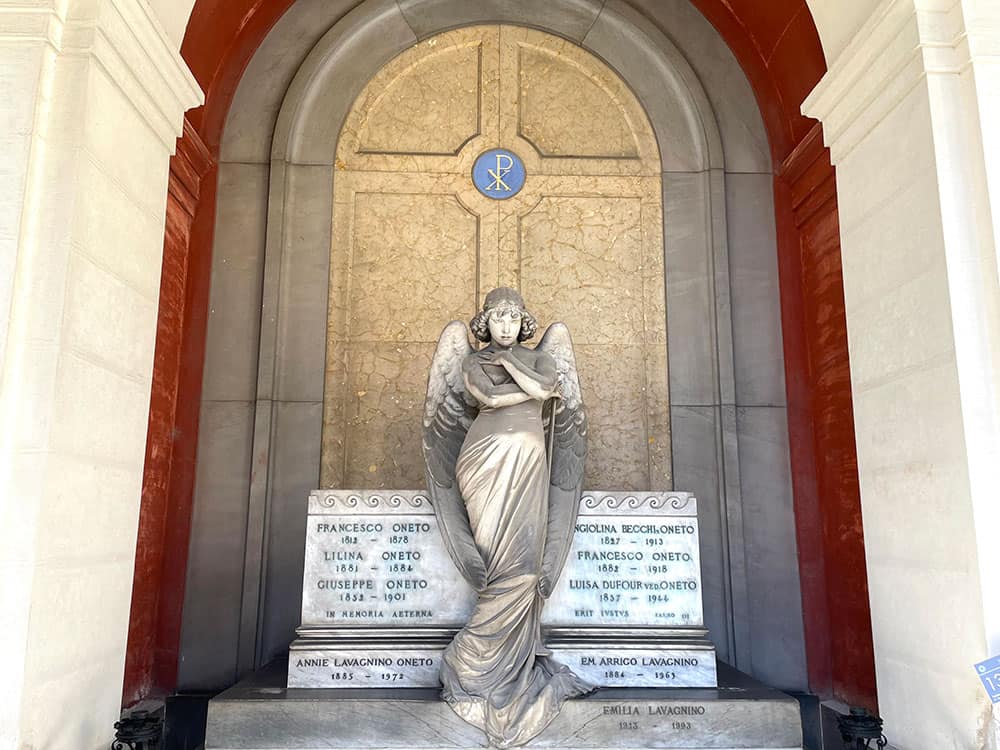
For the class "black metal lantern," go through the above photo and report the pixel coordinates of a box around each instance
[112,710,162,750]
[837,707,887,750]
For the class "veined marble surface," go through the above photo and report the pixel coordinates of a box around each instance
[300,490,704,630]
[287,643,716,689]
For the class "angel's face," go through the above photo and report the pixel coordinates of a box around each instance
[487,305,522,348]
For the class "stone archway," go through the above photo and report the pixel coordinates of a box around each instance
[177,0,812,704]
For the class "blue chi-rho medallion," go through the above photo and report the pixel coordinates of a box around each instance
[473,149,526,199]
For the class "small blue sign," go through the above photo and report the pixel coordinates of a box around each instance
[473,149,526,199]
[976,655,1000,704]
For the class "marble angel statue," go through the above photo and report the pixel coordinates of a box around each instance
[422,287,592,747]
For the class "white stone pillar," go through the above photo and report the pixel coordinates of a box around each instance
[804,0,1000,747]
[0,2,201,748]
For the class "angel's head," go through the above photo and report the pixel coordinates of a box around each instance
[470,287,538,347]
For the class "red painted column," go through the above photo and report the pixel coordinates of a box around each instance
[776,125,877,709]
[123,120,214,706]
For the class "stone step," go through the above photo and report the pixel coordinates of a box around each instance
[206,660,802,750]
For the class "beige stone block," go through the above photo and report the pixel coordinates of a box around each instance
[62,251,158,381]
[70,157,166,301]
[515,40,639,158]
[50,351,152,468]
[847,265,954,392]
[852,358,965,471]
[839,169,944,312]
[80,63,171,219]
[339,342,434,489]
[574,343,650,490]
[520,195,645,346]
[355,33,484,156]
[23,558,135,684]
[340,191,479,343]
[36,454,142,566]
[836,83,936,229]
[19,651,126,750]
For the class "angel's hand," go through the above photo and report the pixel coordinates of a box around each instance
[537,575,553,598]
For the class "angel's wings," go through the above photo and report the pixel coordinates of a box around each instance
[422,319,587,596]
[537,323,588,594]
[422,321,487,591]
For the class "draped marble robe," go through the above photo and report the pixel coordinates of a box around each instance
[424,314,590,748]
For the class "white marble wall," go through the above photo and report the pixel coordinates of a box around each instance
[805,0,1000,746]
[0,2,201,748]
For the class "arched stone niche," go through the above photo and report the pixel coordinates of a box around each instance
[182,0,803,695]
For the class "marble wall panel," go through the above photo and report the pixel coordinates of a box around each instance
[322,29,669,491]
[736,406,807,690]
[663,172,716,407]
[322,186,479,487]
[520,195,645,346]
[343,192,478,342]
[220,0,358,163]
[625,0,770,173]
[519,191,669,489]
[274,165,335,403]
[726,174,786,407]
[517,45,639,158]
[582,0,717,172]
[397,0,603,43]
[179,400,255,689]
[669,404,729,664]
[339,342,435,489]
[259,400,324,664]
[275,0,418,165]
[356,39,482,155]
[573,343,651,491]
[201,163,270,402]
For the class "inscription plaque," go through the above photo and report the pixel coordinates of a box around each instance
[291,490,716,689]
[300,491,703,629]
[288,644,717,688]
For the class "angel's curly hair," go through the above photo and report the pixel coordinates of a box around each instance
[470,287,538,343]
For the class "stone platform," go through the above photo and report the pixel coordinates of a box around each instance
[206,660,802,749]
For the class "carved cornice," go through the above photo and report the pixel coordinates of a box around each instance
[777,123,838,230]
[578,492,696,517]
[308,490,699,517]
[803,0,972,164]
[168,119,215,220]
[309,491,433,515]
[1,1,203,150]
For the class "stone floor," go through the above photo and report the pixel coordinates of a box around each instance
[202,658,806,750]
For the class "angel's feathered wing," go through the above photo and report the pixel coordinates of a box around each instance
[537,323,588,593]
[422,321,487,591]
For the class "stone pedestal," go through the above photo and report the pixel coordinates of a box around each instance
[290,490,717,690]
[207,660,802,750]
